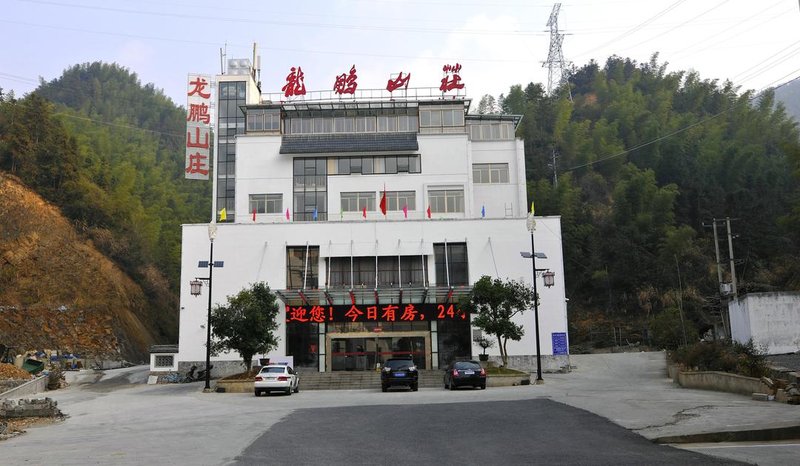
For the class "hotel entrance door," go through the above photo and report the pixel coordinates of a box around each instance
[329,334,427,371]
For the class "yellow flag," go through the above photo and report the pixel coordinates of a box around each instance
[530,201,535,215]
[219,208,227,222]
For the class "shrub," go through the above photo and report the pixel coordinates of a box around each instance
[670,339,768,377]
[650,308,699,350]
[732,339,769,378]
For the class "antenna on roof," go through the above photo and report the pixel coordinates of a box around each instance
[219,42,227,75]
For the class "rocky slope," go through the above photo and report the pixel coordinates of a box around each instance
[0,173,157,362]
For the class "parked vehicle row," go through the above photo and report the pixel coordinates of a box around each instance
[252,358,489,395]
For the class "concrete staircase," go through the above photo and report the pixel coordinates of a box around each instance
[297,369,443,390]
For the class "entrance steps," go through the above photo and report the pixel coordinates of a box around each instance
[298,369,443,390]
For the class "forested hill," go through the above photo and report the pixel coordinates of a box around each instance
[775,77,800,122]
[492,56,800,347]
[0,62,211,351]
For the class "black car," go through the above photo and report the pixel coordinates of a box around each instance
[444,360,486,390]
[381,357,418,392]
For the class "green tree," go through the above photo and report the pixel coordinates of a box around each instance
[464,276,535,367]
[210,282,280,371]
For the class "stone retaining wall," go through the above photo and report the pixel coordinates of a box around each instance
[492,354,571,373]
[0,376,47,399]
[0,398,61,418]
[675,370,770,396]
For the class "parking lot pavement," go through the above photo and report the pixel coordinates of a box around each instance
[3,352,800,465]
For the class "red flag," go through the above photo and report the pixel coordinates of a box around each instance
[362,206,367,218]
[426,205,431,219]
[379,185,387,215]
[252,208,256,222]
[285,208,290,220]
[402,204,408,218]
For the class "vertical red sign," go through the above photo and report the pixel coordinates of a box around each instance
[185,75,212,180]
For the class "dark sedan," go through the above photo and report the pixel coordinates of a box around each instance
[444,360,486,390]
[381,357,419,392]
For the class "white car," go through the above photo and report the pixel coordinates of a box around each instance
[254,364,299,396]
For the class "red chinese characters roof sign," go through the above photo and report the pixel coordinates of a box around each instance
[185,75,212,180]
[333,65,358,95]
[282,66,306,97]
[286,303,467,324]
[440,63,464,92]
[277,64,461,98]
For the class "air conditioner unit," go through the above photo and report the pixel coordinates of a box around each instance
[720,283,733,295]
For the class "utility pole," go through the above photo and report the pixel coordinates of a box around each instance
[712,220,724,289]
[703,217,738,339]
[726,217,738,298]
[551,146,559,187]
[542,3,572,100]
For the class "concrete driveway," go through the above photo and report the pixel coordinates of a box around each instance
[2,352,799,465]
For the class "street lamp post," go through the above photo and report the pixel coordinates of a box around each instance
[524,213,549,385]
[204,224,216,391]
[189,224,222,392]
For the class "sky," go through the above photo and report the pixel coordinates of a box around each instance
[1,0,799,108]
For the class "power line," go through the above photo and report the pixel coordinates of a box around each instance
[15,0,549,37]
[620,0,729,51]
[53,112,184,140]
[572,0,688,60]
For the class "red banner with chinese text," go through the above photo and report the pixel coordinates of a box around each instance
[285,303,467,323]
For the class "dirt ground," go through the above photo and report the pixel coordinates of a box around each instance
[1,416,64,441]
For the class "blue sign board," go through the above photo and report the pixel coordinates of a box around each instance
[552,332,568,355]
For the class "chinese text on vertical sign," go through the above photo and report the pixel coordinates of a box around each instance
[185,75,212,180]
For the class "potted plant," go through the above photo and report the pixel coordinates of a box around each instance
[474,337,494,361]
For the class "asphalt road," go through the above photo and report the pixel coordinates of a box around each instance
[233,399,743,466]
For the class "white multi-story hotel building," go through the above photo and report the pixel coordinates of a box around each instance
[154,59,569,377]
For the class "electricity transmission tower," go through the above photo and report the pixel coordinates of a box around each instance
[543,3,572,100]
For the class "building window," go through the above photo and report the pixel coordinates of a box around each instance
[473,163,509,184]
[428,188,464,213]
[293,158,327,221]
[327,256,428,288]
[249,194,282,214]
[216,80,247,222]
[246,109,280,132]
[332,156,420,176]
[420,108,465,128]
[468,122,515,141]
[386,191,416,211]
[434,242,469,286]
[154,355,174,368]
[285,113,416,135]
[286,246,319,289]
[341,192,376,212]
